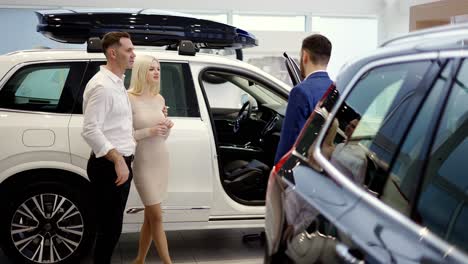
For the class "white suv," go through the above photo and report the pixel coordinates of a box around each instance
[0,10,291,264]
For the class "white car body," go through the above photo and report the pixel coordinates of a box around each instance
[0,49,289,233]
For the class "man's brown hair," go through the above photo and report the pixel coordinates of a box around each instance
[101,31,131,56]
[302,34,332,65]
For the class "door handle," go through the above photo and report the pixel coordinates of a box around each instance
[335,243,365,264]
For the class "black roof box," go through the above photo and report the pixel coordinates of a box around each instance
[35,9,258,50]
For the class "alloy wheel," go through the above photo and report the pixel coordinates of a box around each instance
[10,193,84,263]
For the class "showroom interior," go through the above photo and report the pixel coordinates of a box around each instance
[0,0,467,263]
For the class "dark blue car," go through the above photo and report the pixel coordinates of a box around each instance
[265,23,468,264]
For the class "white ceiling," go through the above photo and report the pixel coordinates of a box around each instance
[1,0,385,16]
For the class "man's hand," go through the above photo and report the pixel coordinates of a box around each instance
[114,159,130,186]
[105,149,130,186]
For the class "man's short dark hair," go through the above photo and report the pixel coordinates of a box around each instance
[101,32,131,56]
[302,34,332,65]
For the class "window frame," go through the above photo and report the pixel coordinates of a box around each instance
[73,60,200,118]
[311,52,468,258]
[0,60,88,114]
[411,57,468,250]
[197,65,290,158]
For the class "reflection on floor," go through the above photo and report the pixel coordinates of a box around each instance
[0,228,265,263]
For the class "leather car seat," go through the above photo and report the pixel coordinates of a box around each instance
[223,159,270,201]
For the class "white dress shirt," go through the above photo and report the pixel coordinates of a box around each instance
[82,66,136,158]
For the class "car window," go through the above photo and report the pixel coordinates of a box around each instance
[383,61,452,216]
[318,60,432,191]
[0,62,86,113]
[202,72,251,109]
[416,59,468,253]
[154,62,199,117]
[75,61,199,117]
[201,71,284,110]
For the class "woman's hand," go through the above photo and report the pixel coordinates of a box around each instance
[163,118,174,129]
[149,123,169,137]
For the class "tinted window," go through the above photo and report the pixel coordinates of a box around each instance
[158,63,199,117]
[416,59,468,252]
[0,63,86,113]
[75,61,199,117]
[384,61,451,215]
[319,61,432,191]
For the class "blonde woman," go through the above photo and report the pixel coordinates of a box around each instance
[128,55,174,264]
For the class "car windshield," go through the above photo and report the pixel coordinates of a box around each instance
[229,75,285,105]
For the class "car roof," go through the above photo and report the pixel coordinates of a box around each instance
[335,22,468,90]
[0,48,290,91]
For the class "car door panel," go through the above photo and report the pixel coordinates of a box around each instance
[69,60,213,224]
[0,61,87,176]
[281,59,451,263]
[310,59,459,263]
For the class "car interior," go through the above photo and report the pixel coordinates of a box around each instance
[200,70,287,204]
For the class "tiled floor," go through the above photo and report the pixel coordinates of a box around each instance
[0,228,265,263]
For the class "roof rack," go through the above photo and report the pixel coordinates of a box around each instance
[87,36,197,57]
[35,9,258,52]
[380,22,468,47]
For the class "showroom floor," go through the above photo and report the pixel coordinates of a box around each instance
[0,228,265,263]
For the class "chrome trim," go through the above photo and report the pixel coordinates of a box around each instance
[381,24,468,47]
[438,49,468,59]
[71,113,201,120]
[0,108,71,116]
[0,59,195,116]
[219,145,262,153]
[312,52,468,259]
[126,206,210,214]
[5,49,60,56]
[291,149,311,164]
[163,205,210,210]
[209,214,264,220]
[196,63,290,98]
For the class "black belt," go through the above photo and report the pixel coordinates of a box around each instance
[123,155,134,162]
[90,153,134,162]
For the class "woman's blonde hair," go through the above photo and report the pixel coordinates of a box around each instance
[128,55,160,95]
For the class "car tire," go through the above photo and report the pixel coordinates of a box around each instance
[0,180,95,264]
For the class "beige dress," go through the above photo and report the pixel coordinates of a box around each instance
[129,93,170,206]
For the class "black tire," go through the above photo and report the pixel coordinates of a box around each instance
[1,180,95,264]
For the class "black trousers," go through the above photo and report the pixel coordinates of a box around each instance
[87,154,133,264]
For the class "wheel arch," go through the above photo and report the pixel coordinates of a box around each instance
[0,166,90,207]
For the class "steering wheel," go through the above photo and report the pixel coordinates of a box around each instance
[233,100,252,133]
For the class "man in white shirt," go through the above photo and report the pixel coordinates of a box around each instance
[82,31,136,264]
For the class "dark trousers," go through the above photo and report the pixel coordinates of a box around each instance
[87,154,133,264]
